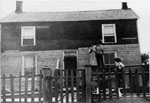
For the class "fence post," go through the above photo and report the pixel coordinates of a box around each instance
[85,65,92,103]
[42,67,52,103]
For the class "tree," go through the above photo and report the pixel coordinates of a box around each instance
[141,53,149,65]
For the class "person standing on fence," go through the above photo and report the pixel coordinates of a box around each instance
[89,44,98,66]
[95,39,104,68]
[114,57,125,97]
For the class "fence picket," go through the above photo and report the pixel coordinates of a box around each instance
[10,74,14,103]
[97,68,101,101]
[142,67,146,97]
[48,71,52,103]
[82,69,86,103]
[31,70,35,102]
[122,69,126,96]
[129,69,133,95]
[39,70,42,103]
[19,72,21,102]
[115,70,119,98]
[85,66,92,103]
[54,70,59,103]
[76,69,79,103]
[135,69,140,96]
[71,70,74,103]
[108,68,112,99]
[2,74,6,103]
[60,69,64,103]
[25,73,28,103]
[102,69,106,99]
[65,70,69,103]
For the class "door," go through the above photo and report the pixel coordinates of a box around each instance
[64,56,77,87]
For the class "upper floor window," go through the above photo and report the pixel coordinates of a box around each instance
[102,24,117,43]
[21,26,36,46]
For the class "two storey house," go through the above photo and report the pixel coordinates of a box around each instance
[0,1,141,76]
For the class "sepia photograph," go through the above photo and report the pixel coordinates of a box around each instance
[0,0,149,103]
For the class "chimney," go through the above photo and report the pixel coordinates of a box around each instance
[15,1,23,13]
[122,2,128,9]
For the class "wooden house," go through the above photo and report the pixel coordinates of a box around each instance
[0,1,141,76]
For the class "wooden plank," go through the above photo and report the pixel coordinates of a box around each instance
[82,69,86,103]
[71,70,74,103]
[54,70,59,103]
[42,68,50,103]
[102,69,106,100]
[108,69,112,99]
[10,74,14,103]
[25,74,28,103]
[48,70,53,103]
[129,69,133,95]
[65,70,69,103]
[39,70,42,103]
[2,74,6,103]
[96,68,101,101]
[60,69,64,103]
[135,69,140,96]
[122,69,126,96]
[31,69,35,103]
[76,69,79,103]
[85,66,92,103]
[142,68,146,97]
[19,72,21,102]
[115,70,119,98]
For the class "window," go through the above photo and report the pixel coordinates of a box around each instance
[102,24,117,43]
[104,52,116,65]
[22,55,37,76]
[21,26,36,46]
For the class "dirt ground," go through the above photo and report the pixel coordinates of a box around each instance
[101,96,150,103]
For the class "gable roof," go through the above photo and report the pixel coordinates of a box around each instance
[0,9,139,23]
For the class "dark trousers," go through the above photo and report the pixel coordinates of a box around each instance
[96,54,104,68]
[117,69,123,87]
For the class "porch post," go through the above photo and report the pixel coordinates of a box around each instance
[42,67,52,103]
[85,65,92,103]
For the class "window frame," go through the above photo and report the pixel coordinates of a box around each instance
[102,24,117,43]
[21,26,36,46]
[22,54,37,76]
[103,51,117,65]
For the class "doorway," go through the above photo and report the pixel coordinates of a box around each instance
[64,50,77,86]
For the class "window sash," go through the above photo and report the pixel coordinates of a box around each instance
[104,52,116,65]
[21,26,36,46]
[102,24,116,43]
[22,55,37,76]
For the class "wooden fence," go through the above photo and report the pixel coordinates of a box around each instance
[1,65,149,103]
[90,65,149,103]
[1,71,43,103]
[42,65,149,103]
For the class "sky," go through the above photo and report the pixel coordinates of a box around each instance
[0,0,150,53]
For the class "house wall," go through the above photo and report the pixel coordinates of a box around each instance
[1,44,141,76]
[1,19,138,52]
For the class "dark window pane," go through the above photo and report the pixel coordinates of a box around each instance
[110,53,115,64]
[23,39,34,46]
[104,53,115,65]
[104,53,109,64]
[104,36,115,43]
